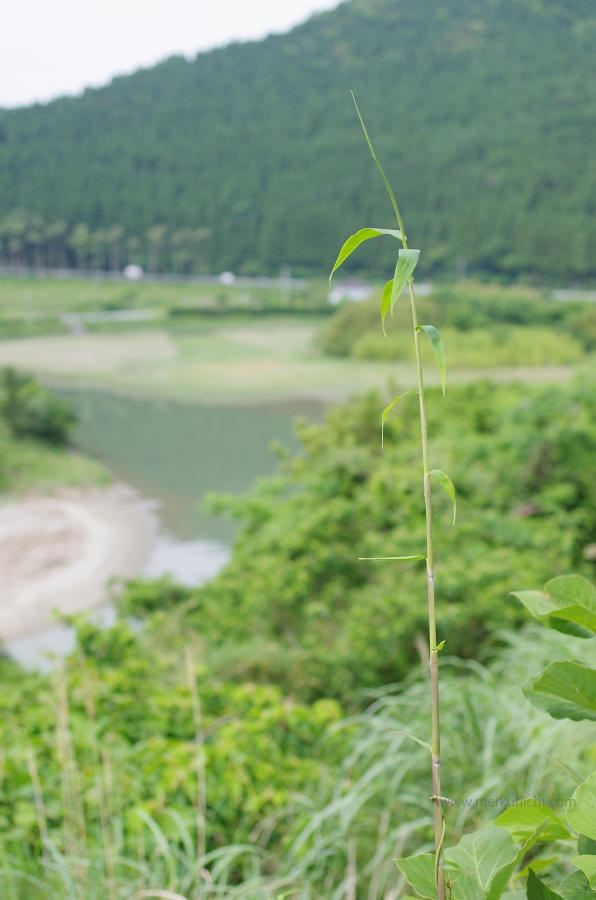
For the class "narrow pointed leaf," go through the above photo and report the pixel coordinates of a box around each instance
[445,824,517,893]
[568,771,596,841]
[430,469,457,525]
[390,730,432,751]
[527,870,565,900]
[418,325,446,395]
[385,249,420,327]
[523,662,596,722]
[359,555,426,561]
[352,92,404,228]
[330,228,403,280]
[381,390,416,447]
[573,858,596,890]
[396,854,437,900]
[381,280,393,335]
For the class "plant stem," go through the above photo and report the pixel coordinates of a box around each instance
[407,271,445,900]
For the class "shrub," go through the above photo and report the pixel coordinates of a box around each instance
[0,367,76,443]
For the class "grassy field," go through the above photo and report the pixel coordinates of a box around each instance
[0,276,588,403]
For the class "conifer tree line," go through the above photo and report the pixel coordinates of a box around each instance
[0,209,212,275]
[1,0,595,281]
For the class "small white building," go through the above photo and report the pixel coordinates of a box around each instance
[328,279,373,305]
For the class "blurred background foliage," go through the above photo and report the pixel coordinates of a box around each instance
[1,0,596,280]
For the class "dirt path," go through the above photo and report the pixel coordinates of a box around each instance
[0,484,153,640]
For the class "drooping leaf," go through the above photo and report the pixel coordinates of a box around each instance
[430,469,456,525]
[573,858,596,891]
[494,801,571,842]
[568,772,596,841]
[330,228,403,280]
[381,390,417,447]
[559,870,596,900]
[381,280,393,336]
[512,575,596,638]
[359,555,426,562]
[445,824,518,894]
[511,590,593,639]
[396,853,437,900]
[527,869,565,900]
[523,662,596,722]
[417,325,446,395]
[385,249,420,328]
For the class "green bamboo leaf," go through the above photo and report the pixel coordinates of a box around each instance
[568,771,596,841]
[352,92,405,230]
[385,249,420,328]
[417,325,446,395]
[359,555,426,561]
[512,575,596,638]
[494,801,570,842]
[396,853,437,900]
[527,869,565,900]
[381,280,393,336]
[523,662,596,722]
[429,469,456,525]
[573,858,596,890]
[389,730,432,751]
[330,228,403,281]
[445,824,517,894]
[381,390,417,447]
[559,871,596,900]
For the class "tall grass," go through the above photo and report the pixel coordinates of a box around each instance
[1,626,589,899]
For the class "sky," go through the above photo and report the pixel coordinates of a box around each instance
[0,0,341,109]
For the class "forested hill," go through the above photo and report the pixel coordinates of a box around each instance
[1,0,595,280]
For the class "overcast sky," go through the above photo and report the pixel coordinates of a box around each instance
[0,0,341,109]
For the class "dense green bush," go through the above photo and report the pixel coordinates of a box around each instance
[0,367,76,443]
[320,289,596,362]
[112,379,596,703]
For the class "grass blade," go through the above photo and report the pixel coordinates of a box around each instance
[429,469,456,525]
[381,280,393,336]
[417,325,446,395]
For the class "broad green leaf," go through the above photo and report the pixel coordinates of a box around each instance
[578,835,596,855]
[527,869,565,900]
[381,390,417,447]
[381,280,393,336]
[523,662,596,722]
[359,555,426,562]
[450,874,486,900]
[503,893,532,900]
[387,249,420,324]
[445,824,518,894]
[568,772,596,841]
[430,469,456,525]
[573,858,596,891]
[494,801,571,842]
[417,325,446,394]
[559,871,596,900]
[396,853,436,900]
[511,590,593,639]
[512,576,596,638]
[487,821,550,900]
[330,228,403,280]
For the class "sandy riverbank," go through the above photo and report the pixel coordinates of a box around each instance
[0,484,154,640]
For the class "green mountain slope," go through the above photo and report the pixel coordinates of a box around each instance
[1,0,595,279]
